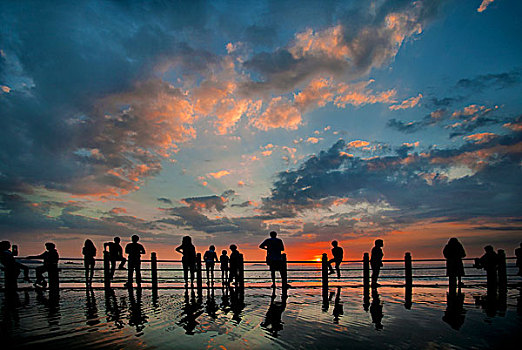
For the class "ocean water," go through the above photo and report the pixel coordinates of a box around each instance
[1,285,521,349]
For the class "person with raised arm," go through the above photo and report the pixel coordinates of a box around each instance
[176,236,197,286]
[104,237,126,279]
[124,235,145,288]
[0,240,31,286]
[27,242,59,288]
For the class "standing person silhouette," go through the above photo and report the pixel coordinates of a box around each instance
[0,241,31,287]
[515,243,522,276]
[203,245,218,285]
[443,238,466,290]
[175,236,196,286]
[370,239,384,287]
[259,231,289,289]
[229,244,241,286]
[220,250,229,286]
[125,235,145,288]
[82,239,97,286]
[328,241,344,278]
[476,245,498,290]
[27,242,59,288]
[104,237,126,279]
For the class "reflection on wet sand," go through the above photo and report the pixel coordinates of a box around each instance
[178,286,203,335]
[128,287,148,333]
[105,288,124,329]
[443,291,466,330]
[35,288,60,329]
[261,288,288,337]
[370,288,383,330]
[85,287,99,326]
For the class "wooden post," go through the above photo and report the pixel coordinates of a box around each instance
[363,252,370,288]
[151,252,158,291]
[282,253,288,288]
[239,253,245,288]
[497,249,507,290]
[322,253,328,294]
[103,251,111,289]
[196,252,203,294]
[405,252,412,287]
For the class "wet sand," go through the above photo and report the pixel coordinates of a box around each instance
[1,286,521,349]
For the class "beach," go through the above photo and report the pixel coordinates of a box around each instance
[2,285,521,349]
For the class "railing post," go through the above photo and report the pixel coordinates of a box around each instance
[497,249,507,290]
[322,253,328,295]
[104,251,111,289]
[151,252,158,291]
[196,252,203,294]
[405,252,412,287]
[363,252,370,288]
[282,253,288,288]
[239,253,245,289]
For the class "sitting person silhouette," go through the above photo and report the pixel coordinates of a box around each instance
[104,237,126,279]
[175,236,197,286]
[125,235,145,288]
[443,237,466,289]
[328,240,343,278]
[203,245,218,285]
[370,239,384,287]
[220,249,229,286]
[27,242,59,288]
[259,231,289,289]
[0,241,31,286]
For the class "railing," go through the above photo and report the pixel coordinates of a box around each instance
[1,249,518,291]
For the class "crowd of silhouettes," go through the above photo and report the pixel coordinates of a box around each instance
[1,235,521,293]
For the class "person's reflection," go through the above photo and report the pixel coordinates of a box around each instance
[261,288,287,337]
[206,286,218,319]
[332,287,343,324]
[85,287,99,326]
[442,291,466,330]
[221,284,230,312]
[178,286,203,335]
[1,290,29,330]
[473,286,498,318]
[229,285,245,324]
[323,289,334,312]
[105,288,124,329]
[127,287,148,333]
[369,288,383,330]
[36,288,61,329]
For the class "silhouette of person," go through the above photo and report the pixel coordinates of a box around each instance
[27,242,59,288]
[203,245,218,285]
[0,241,30,288]
[442,291,466,330]
[516,243,522,276]
[124,235,145,288]
[104,237,126,279]
[259,231,289,289]
[261,290,287,337]
[175,236,196,286]
[476,245,498,290]
[443,237,466,290]
[220,249,229,286]
[82,239,96,286]
[229,244,241,286]
[332,287,343,324]
[328,240,343,278]
[370,239,384,287]
[370,288,383,330]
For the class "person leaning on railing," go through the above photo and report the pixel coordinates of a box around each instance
[0,240,31,285]
[26,242,59,288]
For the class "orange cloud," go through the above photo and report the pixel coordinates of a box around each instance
[334,80,396,108]
[347,140,370,148]
[208,170,231,179]
[477,0,495,13]
[503,121,522,132]
[306,137,322,144]
[253,97,302,131]
[464,132,497,144]
[1,85,10,93]
[289,25,349,60]
[109,207,128,215]
[389,93,422,110]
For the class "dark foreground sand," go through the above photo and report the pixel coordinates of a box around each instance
[1,285,521,349]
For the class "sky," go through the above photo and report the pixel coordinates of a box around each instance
[1,0,521,261]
